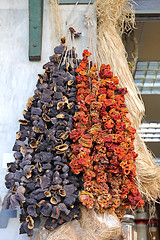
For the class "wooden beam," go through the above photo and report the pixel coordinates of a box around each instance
[135,13,160,22]
[135,0,160,13]
[29,0,43,61]
[59,0,160,14]
[59,0,94,4]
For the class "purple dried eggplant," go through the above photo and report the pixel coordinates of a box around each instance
[43,62,54,69]
[41,93,51,103]
[15,192,26,203]
[2,193,12,209]
[24,154,32,161]
[23,165,35,179]
[36,192,45,201]
[61,172,68,179]
[26,198,37,205]
[10,195,20,209]
[68,208,81,220]
[62,165,69,172]
[3,41,82,237]
[20,176,30,184]
[12,140,24,151]
[44,218,58,231]
[63,184,76,196]
[20,220,34,236]
[5,180,15,189]
[31,107,42,116]
[13,151,23,160]
[50,117,57,125]
[54,165,62,171]
[45,170,53,178]
[48,108,58,117]
[58,203,70,215]
[19,222,27,235]
[63,179,69,185]
[51,184,62,191]
[27,205,37,217]
[26,182,36,192]
[19,160,31,169]
[37,140,48,151]
[51,206,60,219]
[41,203,52,216]
[52,176,62,185]
[64,196,76,206]
[14,171,23,182]
[23,110,31,120]
[42,163,51,170]
[56,86,66,94]
[5,172,15,182]
[21,146,34,155]
[54,92,63,100]
[45,129,55,142]
[54,161,64,167]
[54,45,65,55]
[40,176,51,189]
[41,152,53,163]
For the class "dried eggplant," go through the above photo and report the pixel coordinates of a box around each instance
[2,39,81,237]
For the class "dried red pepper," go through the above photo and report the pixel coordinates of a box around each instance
[70,49,144,219]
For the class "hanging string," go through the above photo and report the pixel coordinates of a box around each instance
[63,0,80,69]
[65,0,79,26]
[84,1,97,65]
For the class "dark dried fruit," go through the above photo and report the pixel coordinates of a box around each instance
[3,40,81,237]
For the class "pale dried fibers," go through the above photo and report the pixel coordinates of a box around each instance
[95,0,160,201]
[84,6,97,63]
[135,133,160,201]
[46,207,121,240]
[49,0,62,44]
[79,207,121,240]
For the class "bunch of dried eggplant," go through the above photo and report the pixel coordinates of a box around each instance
[3,38,81,237]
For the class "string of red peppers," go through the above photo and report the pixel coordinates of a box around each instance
[69,50,144,219]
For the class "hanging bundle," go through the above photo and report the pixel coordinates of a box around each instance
[2,39,81,237]
[70,50,144,217]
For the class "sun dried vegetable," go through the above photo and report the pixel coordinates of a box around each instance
[70,50,144,219]
[2,39,81,237]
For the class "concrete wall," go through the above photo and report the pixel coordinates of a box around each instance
[0,1,95,239]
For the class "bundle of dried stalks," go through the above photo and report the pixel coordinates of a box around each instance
[135,133,160,200]
[46,207,121,240]
[46,221,79,240]
[95,0,160,201]
[79,207,121,240]
[49,0,62,44]
[95,0,144,126]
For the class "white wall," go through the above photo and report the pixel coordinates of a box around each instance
[0,1,95,239]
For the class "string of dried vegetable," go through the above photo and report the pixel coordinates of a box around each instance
[70,50,144,219]
[3,39,81,237]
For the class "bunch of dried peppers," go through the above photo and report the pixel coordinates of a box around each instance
[70,50,144,219]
